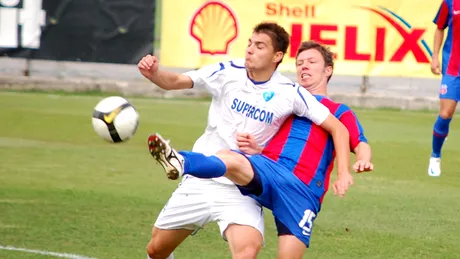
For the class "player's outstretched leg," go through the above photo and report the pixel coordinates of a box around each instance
[147,133,184,180]
[147,133,255,185]
[177,149,255,186]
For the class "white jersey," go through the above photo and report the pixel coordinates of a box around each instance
[184,59,330,184]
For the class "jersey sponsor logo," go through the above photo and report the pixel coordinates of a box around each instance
[231,98,274,124]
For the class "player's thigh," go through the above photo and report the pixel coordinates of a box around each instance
[225,224,263,259]
[258,164,319,247]
[277,234,306,259]
[147,227,193,257]
[215,187,265,240]
[439,75,459,118]
[216,193,264,258]
[273,192,318,248]
[155,177,215,228]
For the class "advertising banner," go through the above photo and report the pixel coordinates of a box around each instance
[161,0,440,77]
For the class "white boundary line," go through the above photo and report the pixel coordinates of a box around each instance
[0,245,98,259]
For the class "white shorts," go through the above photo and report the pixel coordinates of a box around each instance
[154,175,264,239]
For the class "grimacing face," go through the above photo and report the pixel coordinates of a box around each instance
[296,48,332,88]
[245,32,281,72]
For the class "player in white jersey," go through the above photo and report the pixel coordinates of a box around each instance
[138,22,350,259]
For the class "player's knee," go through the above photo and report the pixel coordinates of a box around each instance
[146,240,157,259]
[439,100,457,118]
[232,242,261,259]
[439,110,455,119]
[216,149,234,158]
[216,149,253,185]
[216,149,241,170]
[146,238,170,259]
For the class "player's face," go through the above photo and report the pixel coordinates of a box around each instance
[296,49,332,89]
[245,33,281,71]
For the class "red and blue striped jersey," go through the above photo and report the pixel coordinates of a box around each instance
[433,0,460,76]
[262,95,367,202]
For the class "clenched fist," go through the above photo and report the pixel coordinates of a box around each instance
[431,56,441,75]
[138,54,160,80]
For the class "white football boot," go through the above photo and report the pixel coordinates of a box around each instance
[147,133,184,180]
[428,157,441,177]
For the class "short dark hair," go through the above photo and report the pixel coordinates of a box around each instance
[253,22,290,66]
[296,40,334,82]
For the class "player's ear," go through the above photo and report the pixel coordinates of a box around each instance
[273,51,284,64]
[325,66,333,77]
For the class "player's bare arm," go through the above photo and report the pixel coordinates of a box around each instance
[431,29,445,75]
[318,114,353,198]
[138,54,193,90]
[353,142,373,173]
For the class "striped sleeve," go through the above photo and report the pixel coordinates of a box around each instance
[433,1,450,30]
[337,106,367,151]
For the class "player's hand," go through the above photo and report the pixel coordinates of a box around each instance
[138,54,160,80]
[431,56,441,75]
[353,160,374,173]
[332,172,353,198]
[236,132,263,155]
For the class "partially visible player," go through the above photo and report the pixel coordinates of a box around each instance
[428,0,460,177]
[139,23,350,259]
[147,40,371,258]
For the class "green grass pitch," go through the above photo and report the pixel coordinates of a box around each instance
[1,91,460,258]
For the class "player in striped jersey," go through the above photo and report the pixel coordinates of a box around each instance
[428,0,460,177]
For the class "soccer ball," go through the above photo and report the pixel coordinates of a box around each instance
[91,96,139,143]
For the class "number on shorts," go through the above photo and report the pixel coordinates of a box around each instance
[298,209,316,236]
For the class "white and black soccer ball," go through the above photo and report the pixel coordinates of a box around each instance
[91,96,139,143]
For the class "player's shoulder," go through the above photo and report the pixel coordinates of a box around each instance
[225,58,246,69]
[210,58,246,73]
[316,96,355,114]
[219,59,247,76]
[193,59,245,79]
[270,71,296,87]
[315,95,338,104]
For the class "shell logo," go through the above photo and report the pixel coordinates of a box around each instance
[189,1,238,55]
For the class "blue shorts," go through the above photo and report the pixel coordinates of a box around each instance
[237,154,321,247]
[439,75,460,101]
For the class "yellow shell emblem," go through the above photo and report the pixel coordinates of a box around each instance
[190,2,238,55]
